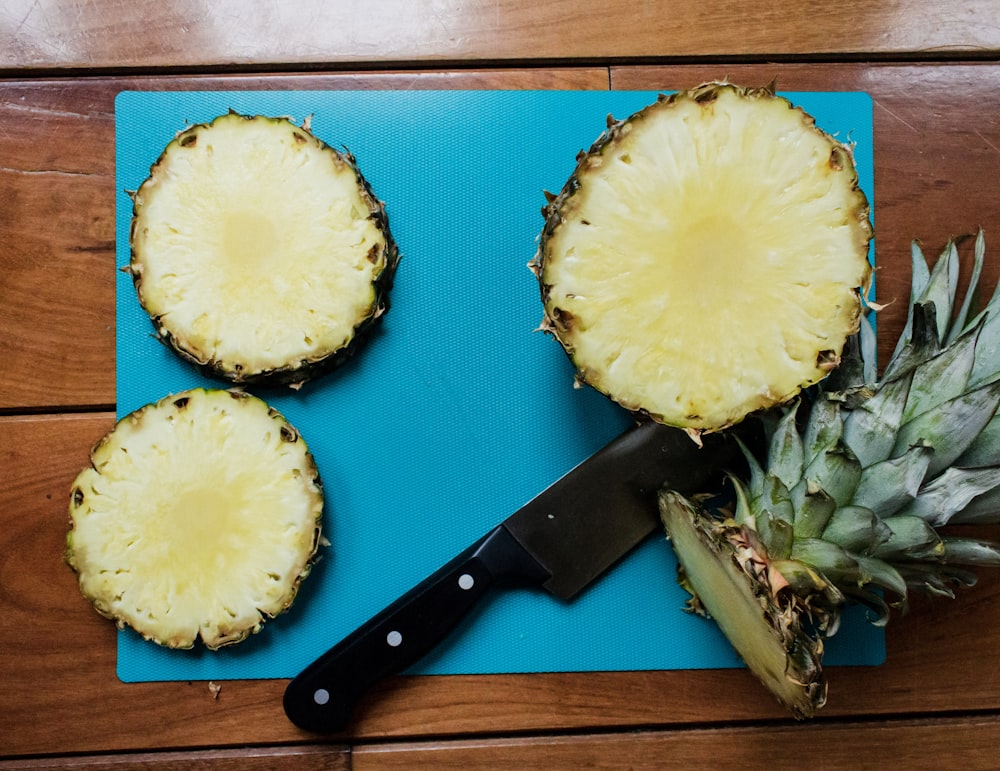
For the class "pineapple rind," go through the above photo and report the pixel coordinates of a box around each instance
[534,83,872,432]
[129,112,399,388]
[66,388,324,650]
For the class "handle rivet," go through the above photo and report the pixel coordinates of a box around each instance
[386,630,403,647]
[313,688,330,705]
[458,573,475,590]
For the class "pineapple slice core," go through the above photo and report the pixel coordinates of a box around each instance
[541,87,872,431]
[131,113,391,381]
[67,389,323,650]
[221,210,280,269]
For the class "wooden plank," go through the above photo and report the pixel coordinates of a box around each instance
[611,62,1000,370]
[1,0,998,72]
[0,747,349,770]
[0,68,608,411]
[352,716,1000,769]
[5,411,1000,756]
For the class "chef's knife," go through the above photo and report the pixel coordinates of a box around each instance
[283,418,746,733]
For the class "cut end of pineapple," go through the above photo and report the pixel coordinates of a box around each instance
[537,83,872,431]
[66,389,324,650]
[130,112,399,387]
[659,490,828,718]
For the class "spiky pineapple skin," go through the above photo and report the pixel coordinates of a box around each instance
[129,112,400,388]
[532,82,872,435]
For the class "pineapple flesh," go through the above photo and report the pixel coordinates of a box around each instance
[129,112,399,387]
[661,232,1000,717]
[67,389,324,650]
[532,83,872,435]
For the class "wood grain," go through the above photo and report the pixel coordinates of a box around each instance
[351,716,1000,769]
[5,413,1000,756]
[0,747,349,770]
[1,0,999,72]
[0,68,607,411]
[6,717,1000,768]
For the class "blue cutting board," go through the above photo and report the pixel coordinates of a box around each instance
[114,89,882,682]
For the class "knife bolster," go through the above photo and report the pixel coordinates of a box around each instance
[476,524,551,586]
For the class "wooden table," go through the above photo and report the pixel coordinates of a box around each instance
[4,1,1000,767]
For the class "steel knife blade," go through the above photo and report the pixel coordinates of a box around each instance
[283,418,747,733]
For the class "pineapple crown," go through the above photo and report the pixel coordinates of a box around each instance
[732,231,1000,626]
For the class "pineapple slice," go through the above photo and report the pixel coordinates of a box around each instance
[532,83,872,434]
[66,389,324,650]
[129,112,399,387]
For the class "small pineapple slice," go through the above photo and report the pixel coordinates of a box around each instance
[66,389,324,650]
[129,111,398,387]
[532,83,872,434]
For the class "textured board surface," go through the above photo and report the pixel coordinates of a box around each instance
[115,89,881,682]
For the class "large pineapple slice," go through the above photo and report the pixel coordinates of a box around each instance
[661,232,1000,717]
[129,111,399,387]
[532,83,872,435]
[67,389,324,650]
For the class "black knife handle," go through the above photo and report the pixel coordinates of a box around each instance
[282,524,549,733]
